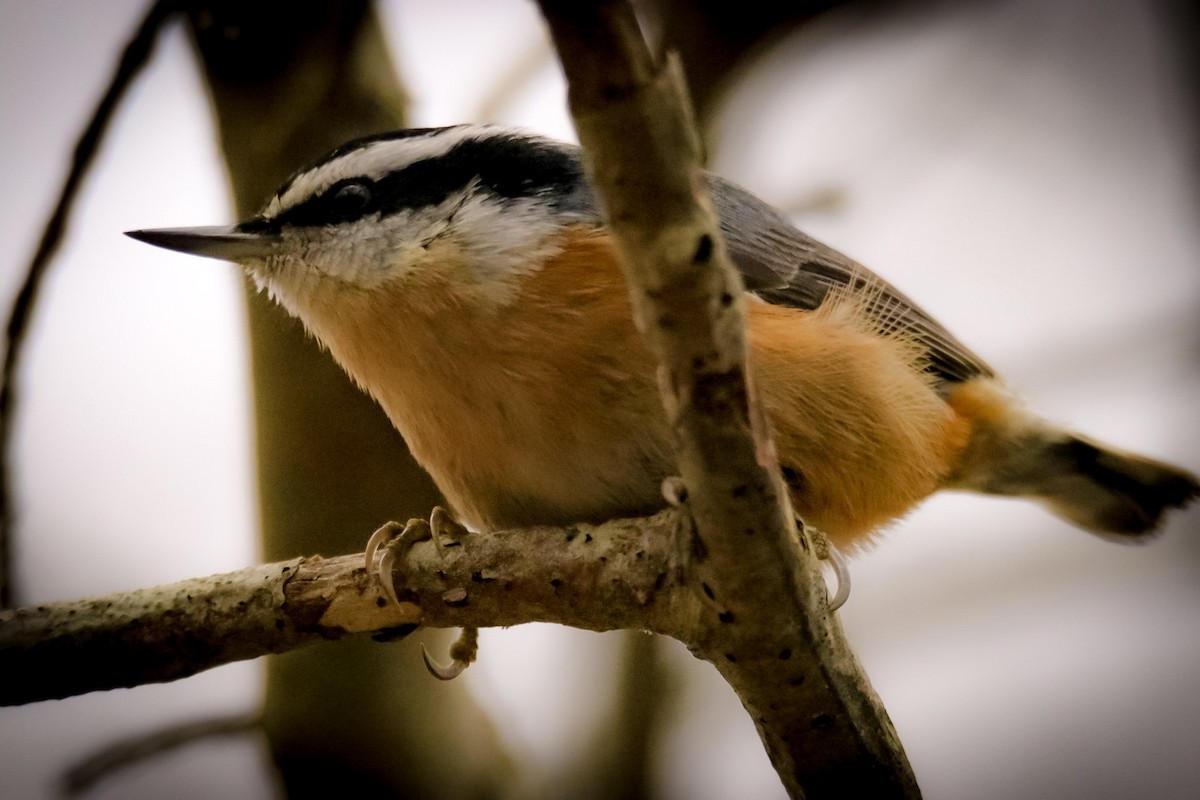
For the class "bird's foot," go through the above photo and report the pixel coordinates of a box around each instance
[808,527,851,612]
[364,508,478,679]
[422,626,479,681]
[364,517,431,607]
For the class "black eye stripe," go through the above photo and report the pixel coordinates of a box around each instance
[270,133,587,229]
[331,181,373,219]
[275,178,377,228]
[335,182,371,204]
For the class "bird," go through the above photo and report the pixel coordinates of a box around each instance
[126,123,1197,590]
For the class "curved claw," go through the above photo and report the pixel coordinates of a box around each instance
[825,543,851,612]
[377,544,403,608]
[364,521,402,573]
[370,518,432,607]
[421,627,479,681]
[421,644,470,681]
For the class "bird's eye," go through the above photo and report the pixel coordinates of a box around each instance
[331,181,373,219]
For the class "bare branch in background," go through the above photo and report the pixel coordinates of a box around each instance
[63,711,261,796]
[0,0,175,611]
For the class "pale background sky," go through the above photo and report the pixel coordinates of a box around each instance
[1,1,1198,798]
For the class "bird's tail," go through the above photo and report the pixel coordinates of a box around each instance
[944,380,1199,539]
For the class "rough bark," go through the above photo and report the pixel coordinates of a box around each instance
[0,512,685,706]
[536,2,920,797]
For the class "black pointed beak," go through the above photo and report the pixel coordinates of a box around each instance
[124,225,279,262]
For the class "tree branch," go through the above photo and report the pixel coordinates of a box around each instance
[63,711,261,795]
[0,511,689,706]
[2,4,920,796]
[536,2,919,797]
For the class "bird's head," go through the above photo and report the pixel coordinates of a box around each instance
[127,125,598,317]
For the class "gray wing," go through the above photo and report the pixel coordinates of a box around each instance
[709,176,993,384]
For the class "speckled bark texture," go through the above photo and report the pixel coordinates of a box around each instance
[0,511,692,706]
[537,2,920,797]
[1,561,308,703]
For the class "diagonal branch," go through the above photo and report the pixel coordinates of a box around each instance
[536,2,919,797]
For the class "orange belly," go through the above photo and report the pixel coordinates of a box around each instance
[748,299,970,547]
[304,229,970,545]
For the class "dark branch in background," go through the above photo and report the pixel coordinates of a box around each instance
[0,511,686,706]
[536,1,919,797]
[0,0,178,610]
[63,711,261,796]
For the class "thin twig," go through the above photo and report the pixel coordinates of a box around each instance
[0,0,177,610]
[63,711,261,796]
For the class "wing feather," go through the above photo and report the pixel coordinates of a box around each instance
[710,176,993,384]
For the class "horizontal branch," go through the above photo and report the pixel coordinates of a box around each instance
[0,511,692,706]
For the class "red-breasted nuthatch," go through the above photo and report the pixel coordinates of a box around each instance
[127,124,1198,557]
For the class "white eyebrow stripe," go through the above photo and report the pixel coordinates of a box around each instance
[266,125,502,219]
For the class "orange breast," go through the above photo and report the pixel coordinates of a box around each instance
[309,228,675,530]
[305,227,969,544]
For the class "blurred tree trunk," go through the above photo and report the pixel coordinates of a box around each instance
[585,632,675,800]
[177,1,866,796]
[182,2,510,796]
